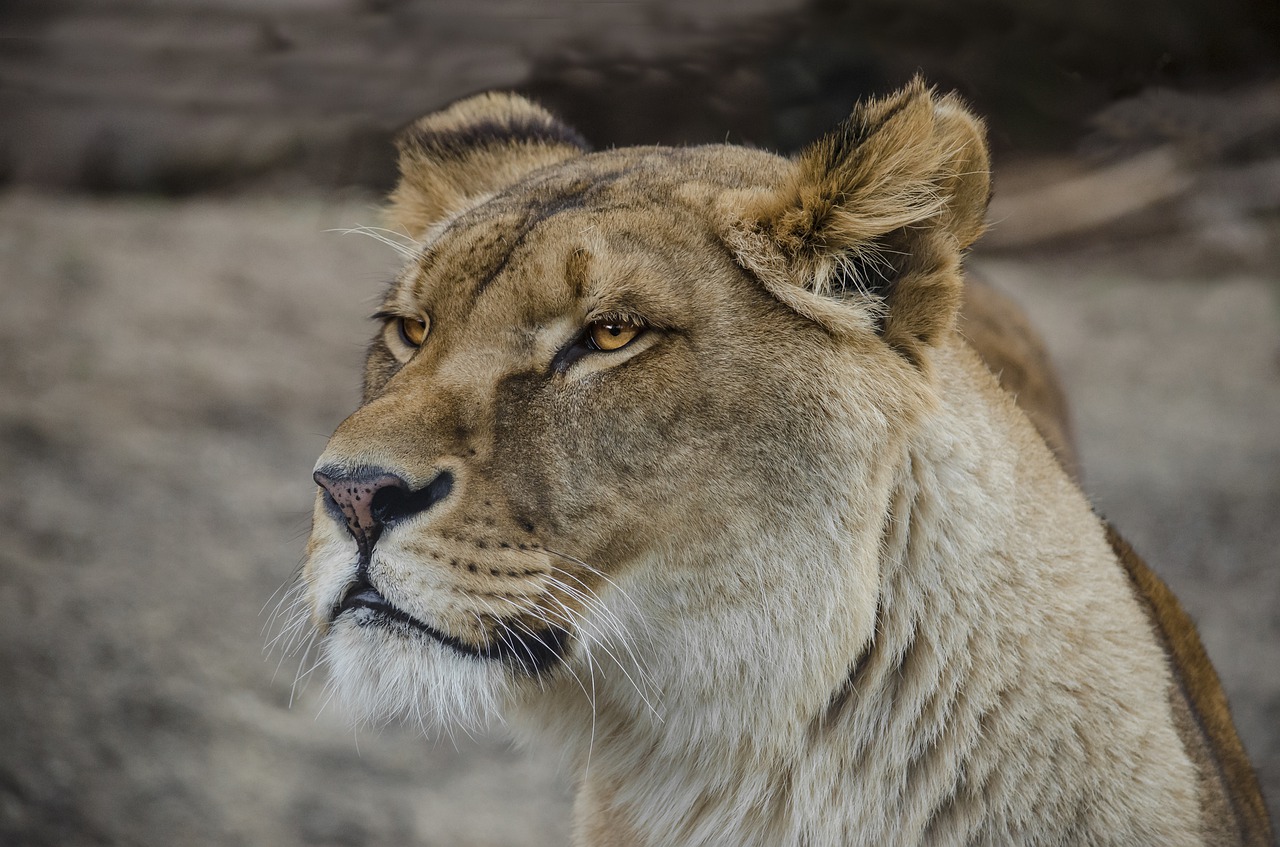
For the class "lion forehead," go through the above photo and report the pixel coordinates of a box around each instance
[394,154,781,334]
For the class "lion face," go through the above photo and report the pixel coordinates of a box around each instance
[302,84,990,733]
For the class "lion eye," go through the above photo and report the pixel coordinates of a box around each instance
[587,319,642,352]
[397,316,429,348]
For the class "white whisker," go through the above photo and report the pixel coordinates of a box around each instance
[326,225,418,260]
[541,555,660,704]
[541,585,661,721]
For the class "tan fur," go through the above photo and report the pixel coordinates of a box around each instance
[299,81,1273,846]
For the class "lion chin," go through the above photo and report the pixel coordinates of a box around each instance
[320,615,511,734]
[293,79,1274,846]
[306,530,573,733]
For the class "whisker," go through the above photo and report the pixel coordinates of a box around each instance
[474,596,548,694]
[314,674,340,722]
[492,596,595,711]
[580,622,598,782]
[289,628,321,708]
[326,225,418,260]
[540,560,643,658]
[540,568,628,638]
[542,587,661,720]
[355,224,416,246]
[260,567,303,619]
[541,563,659,698]
[262,574,308,639]
[544,548,642,611]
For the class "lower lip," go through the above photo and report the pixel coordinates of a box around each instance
[336,589,569,675]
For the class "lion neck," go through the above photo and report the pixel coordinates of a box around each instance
[515,339,1199,847]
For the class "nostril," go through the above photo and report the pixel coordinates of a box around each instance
[369,469,454,526]
[369,484,409,525]
[423,469,454,509]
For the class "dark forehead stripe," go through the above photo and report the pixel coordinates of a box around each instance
[565,247,591,300]
[401,116,590,163]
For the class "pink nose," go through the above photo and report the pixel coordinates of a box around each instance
[312,467,455,557]
[313,470,407,552]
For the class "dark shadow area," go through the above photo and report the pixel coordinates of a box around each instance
[1,0,1277,193]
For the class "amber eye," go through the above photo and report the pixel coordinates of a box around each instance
[587,319,642,352]
[396,315,429,348]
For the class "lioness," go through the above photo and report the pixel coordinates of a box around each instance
[300,80,1273,845]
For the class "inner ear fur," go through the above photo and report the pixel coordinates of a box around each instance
[387,92,590,240]
[721,78,991,365]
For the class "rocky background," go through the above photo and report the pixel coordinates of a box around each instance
[1,1,1278,845]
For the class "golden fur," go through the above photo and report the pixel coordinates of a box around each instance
[299,80,1273,845]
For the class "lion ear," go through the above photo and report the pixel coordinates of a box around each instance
[719,78,990,365]
[387,92,590,240]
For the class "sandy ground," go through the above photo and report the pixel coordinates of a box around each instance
[0,186,1276,845]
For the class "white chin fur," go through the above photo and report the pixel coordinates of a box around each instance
[320,618,510,735]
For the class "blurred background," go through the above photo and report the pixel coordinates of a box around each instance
[1,1,1277,844]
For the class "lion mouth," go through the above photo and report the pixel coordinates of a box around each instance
[334,575,569,674]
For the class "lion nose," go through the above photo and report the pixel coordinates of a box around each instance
[313,468,454,555]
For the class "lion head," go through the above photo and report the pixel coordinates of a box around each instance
[302,80,990,742]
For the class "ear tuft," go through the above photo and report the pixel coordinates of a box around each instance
[768,78,945,259]
[387,93,589,240]
[763,77,989,265]
[722,78,991,365]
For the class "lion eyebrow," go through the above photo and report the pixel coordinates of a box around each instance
[369,283,402,320]
[369,272,431,320]
[369,288,396,321]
